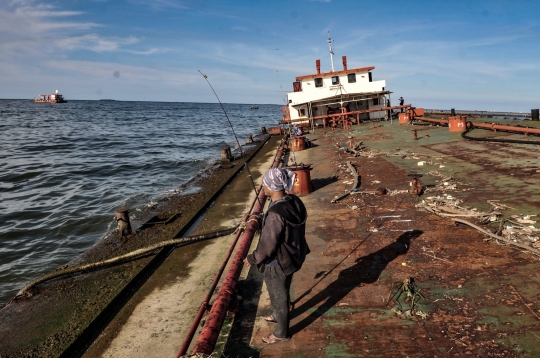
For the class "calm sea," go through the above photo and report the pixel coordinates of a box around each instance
[0,100,280,306]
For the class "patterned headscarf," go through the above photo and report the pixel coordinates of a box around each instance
[262,168,296,192]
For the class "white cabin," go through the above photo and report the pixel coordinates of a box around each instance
[284,56,391,124]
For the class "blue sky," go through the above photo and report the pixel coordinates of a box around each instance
[1,0,539,111]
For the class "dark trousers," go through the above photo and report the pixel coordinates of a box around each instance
[264,266,293,338]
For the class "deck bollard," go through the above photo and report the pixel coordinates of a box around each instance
[220,147,233,168]
[410,178,422,195]
[115,208,133,236]
[448,116,467,132]
[291,136,306,151]
[286,164,313,196]
[408,174,423,196]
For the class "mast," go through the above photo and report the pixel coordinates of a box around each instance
[327,32,335,72]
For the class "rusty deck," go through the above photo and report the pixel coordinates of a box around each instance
[224,119,540,357]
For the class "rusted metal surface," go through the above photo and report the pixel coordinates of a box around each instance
[286,163,313,197]
[416,117,449,125]
[472,122,540,135]
[268,126,283,135]
[224,120,540,357]
[176,215,248,357]
[190,138,288,355]
[115,208,133,236]
[290,136,306,151]
[398,112,410,124]
[448,116,467,132]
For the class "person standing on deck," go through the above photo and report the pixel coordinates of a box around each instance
[399,96,405,112]
[244,168,310,344]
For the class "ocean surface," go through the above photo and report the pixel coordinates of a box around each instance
[0,100,281,307]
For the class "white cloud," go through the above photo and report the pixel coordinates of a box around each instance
[127,0,189,10]
[55,34,140,52]
[0,1,160,59]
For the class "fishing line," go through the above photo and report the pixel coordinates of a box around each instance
[198,70,264,208]
[274,67,287,105]
[273,66,297,164]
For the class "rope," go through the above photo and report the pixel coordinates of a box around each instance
[13,226,239,300]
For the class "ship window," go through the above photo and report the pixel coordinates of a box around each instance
[347,73,356,83]
[331,76,340,85]
[369,72,373,82]
[298,109,306,117]
[373,98,379,105]
[315,78,323,87]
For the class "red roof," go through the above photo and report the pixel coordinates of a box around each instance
[295,66,375,81]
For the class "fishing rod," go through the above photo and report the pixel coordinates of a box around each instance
[198,70,265,209]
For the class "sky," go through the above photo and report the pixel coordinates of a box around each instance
[1,0,540,112]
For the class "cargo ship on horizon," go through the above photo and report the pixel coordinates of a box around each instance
[33,90,67,103]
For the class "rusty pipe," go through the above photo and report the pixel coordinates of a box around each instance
[191,188,266,355]
[186,138,286,356]
[415,117,449,125]
[471,122,540,135]
[176,213,249,357]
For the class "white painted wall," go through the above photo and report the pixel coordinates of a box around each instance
[287,74,386,106]
[285,71,387,121]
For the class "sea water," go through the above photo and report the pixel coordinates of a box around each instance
[0,100,280,306]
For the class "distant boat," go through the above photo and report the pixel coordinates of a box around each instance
[250,105,259,110]
[33,90,67,103]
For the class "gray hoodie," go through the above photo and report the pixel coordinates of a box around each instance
[247,194,309,275]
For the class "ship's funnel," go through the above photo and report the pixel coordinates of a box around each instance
[316,59,321,74]
[56,90,58,94]
[342,56,347,70]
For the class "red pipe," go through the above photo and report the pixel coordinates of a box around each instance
[176,212,249,357]
[279,104,411,124]
[415,117,449,125]
[471,122,540,135]
[177,136,287,356]
[416,117,540,135]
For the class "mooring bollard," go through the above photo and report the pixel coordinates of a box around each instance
[115,208,133,236]
[261,126,267,134]
[286,164,313,196]
[220,147,233,168]
[220,147,229,161]
[410,178,422,195]
[408,174,423,196]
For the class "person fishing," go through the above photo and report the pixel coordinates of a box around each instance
[244,168,309,344]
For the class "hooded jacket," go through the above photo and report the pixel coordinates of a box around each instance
[247,194,309,276]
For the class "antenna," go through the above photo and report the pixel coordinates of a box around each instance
[327,32,335,72]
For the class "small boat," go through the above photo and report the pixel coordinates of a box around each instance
[33,90,67,103]
[250,105,259,110]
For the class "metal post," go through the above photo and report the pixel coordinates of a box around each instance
[115,208,133,236]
